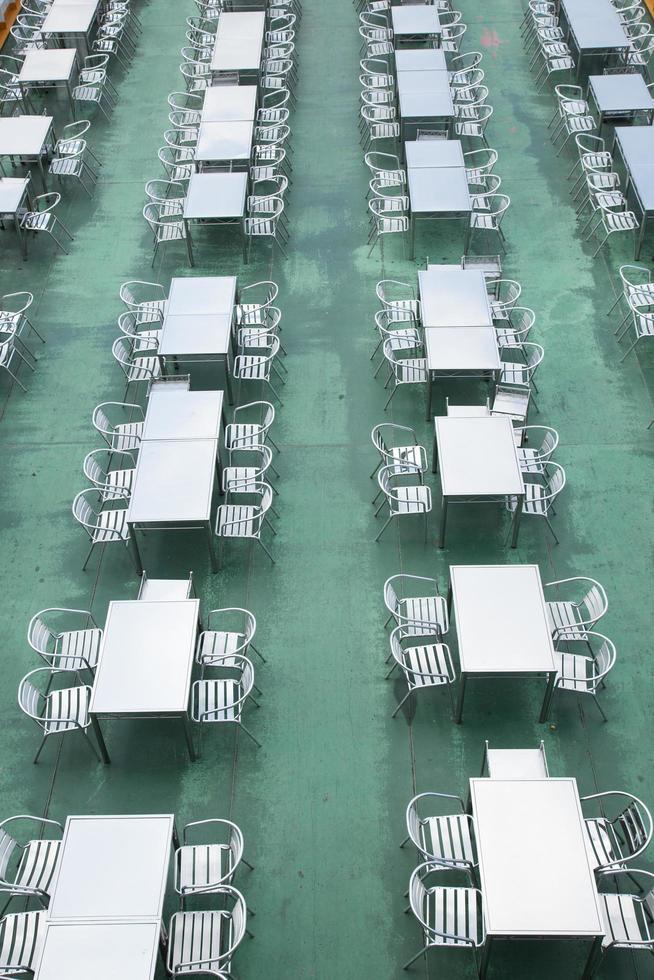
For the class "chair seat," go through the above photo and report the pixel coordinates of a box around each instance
[238,327,277,349]
[92,507,130,544]
[389,444,427,472]
[14,841,61,896]
[57,627,102,670]
[168,910,230,973]
[44,685,90,734]
[192,679,242,723]
[112,421,143,451]
[99,465,134,501]
[156,221,187,243]
[126,356,161,382]
[396,357,428,383]
[423,886,482,947]
[634,312,654,339]
[470,212,498,230]
[398,595,447,631]
[376,215,409,233]
[602,210,638,233]
[21,212,54,232]
[565,114,595,134]
[222,466,264,493]
[392,485,431,515]
[599,893,648,947]
[225,422,265,451]
[584,817,621,871]
[197,629,246,666]
[516,447,547,474]
[235,355,271,380]
[506,481,549,515]
[49,157,85,177]
[420,814,475,865]
[0,909,46,971]
[554,650,596,694]
[455,121,484,137]
[216,505,261,539]
[176,843,234,895]
[72,84,103,103]
[402,642,450,689]
[499,362,531,385]
[384,330,420,353]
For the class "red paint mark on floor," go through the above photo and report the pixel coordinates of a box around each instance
[481,27,502,57]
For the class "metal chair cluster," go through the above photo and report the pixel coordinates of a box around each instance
[608,263,654,362]
[0,290,44,392]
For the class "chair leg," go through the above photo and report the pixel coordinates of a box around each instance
[593,695,608,722]
[374,514,393,542]
[239,722,261,747]
[257,538,275,564]
[81,541,95,571]
[544,515,559,545]
[33,735,48,764]
[383,384,398,410]
[392,690,413,719]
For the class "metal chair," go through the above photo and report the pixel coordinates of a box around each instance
[191,655,261,747]
[491,381,532,436]
[0,815,63,911]
[494,306,535,348]
[486,279,521,319]
[372,310,422,374]
[0,333,35,392]
[143,201,193,267]
[233,334,284,405]
[235,281,279,324]
[543,576,608,641]
[92,401,144,451]
[375,465,431,542]
[367,197,408,256]
[174,819,252,908]
[20,193,74,255]
[71,487,133,571]
[224,401,278,453]
[402,793,476,869]
[550,631,616,721]
[117,310,161,352]
[383,574,448,636]
[243,198,288,263]
[454,102,492,143]
[370,424,427,481]
[376,279,419,319]
[137,571,195,602]
[382,340,428,412]
[468,192,510,251]
[111,336,161,395]
[27,607,102,673]
[0,907,45,972]
[119,280,167,320]
[405,861,485,970]
[618,299,654,363]
[215,481,276,564]
[386,624,456,718]
[17,667,106,763]
[581,791,652,871]
[167,886,249,975]
[516,425,559,474]
[0,292,44,348]
[499,342,544,406]
[83,447,136,502]
[196,608,265,668]
[481,740,549,778]
[506,460,566,544]
[588,869,654,978]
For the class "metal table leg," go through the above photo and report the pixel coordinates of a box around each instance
[410,213,416,260]
[539,670,557,723]
[90,716,111,763]
[438,494,448,548]
[479,935,493,980]
[432,427,438,473]
[425,369,433,421]
[14,213,27,260]
[581,937,603,980]
[128,524,144,574]
[224,353,234,404]
[635,210,647,261]
[181,714,196,761]
[510,494,523,548]
[206,521,218,573]
[454,672,467,724]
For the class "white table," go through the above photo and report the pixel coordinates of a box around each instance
[90,600,200,757]
[167,274,237,315]
[470,778,604,979]
[183,172,248,261]
[397,69,454,137]
[41,0,99,54]
[19,49,78,114]
[406,139,464,169]
[588,73,654,130]
[613,124,654,258]
[126,441,219,574]
[0,115,54,189]
[433,416,525,547]
[395,48,447,71]
[195,120,253,165]
[143,386,224,442]
[211,11,265,74]
[449,564,557,722]
[201,84,257,122]
[391,5,441,43]
[560,0,630,79]
[408,166,471,259]
[48,814,175,921]
[419,266,493,326]
[35,921,160,980]
[0,176,32,258]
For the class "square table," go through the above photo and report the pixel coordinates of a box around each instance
[449,564,557,722]
[35,921,160,980]
[419,266,492,327]
[201,84,257,122]
[613,124,654,258]
[48,814,175,921]
[90,600,200,757]
[588,73,654,130]
[397,69,454,135]
[432,416,525,547]
[184,172,248,220]
[0,176,32,259]
[408,167,471,259]
[391,5,441,42]
[560,0,630,78]
[424,327,499,415]
[0,115,54,189]
[470,778,604,979]
[126,441,219,574]
[395,48,447,71]
[167,274,237,315]
[405,138,464,169]
[211,36,263,72]
[159,314,233,397]
[41,2,98,51]
[215,11,265,38]
[143,387,224,442]
[195,120,253,165]
[19,48,78,114]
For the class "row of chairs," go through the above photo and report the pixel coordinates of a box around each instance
[609,262,654,362]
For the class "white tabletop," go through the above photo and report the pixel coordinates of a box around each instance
[19,48,77,82]
[589,73,654,113]
[35,921,160,980]
[211,36,263,72]
[425,326,499,371]
[434,416,524,497]
[408,166,470,214]
[127,440,217,524]
[0,115,52,156]
[399,87,454,119]
[0,176,30,213]
[406,139,464,168]
[195,120,253,162]
[419,267,492,326]
[391,5,441,35]
[470,778,604,938]
[91,600,199,714]
[48,814,174,921]
[143,388,223,441]
[159,313,232,357]
[167,275,237,315]
[215,10,265,38]
[184,172,248,219]
[202,84,257,122]
[450,564,556,674]
[395,48,447,71]
[42,3,96,33]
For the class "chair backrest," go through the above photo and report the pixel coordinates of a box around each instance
[27,612,56,658]
[581,581,608,623]
[544,461,566,500]
[592,634,616,684]
[17,672,45,724]
[119,280,166,310]
[509,307,535,335]
[383,576,400,618]
[617,799,652,857]
[71,489,100,534]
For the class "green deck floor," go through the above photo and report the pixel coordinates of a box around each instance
[0,0,653,977]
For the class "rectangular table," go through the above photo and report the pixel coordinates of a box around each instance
[470,778,604,979]
[449,564,557,722]
[391,5,441,44]
[19,49,78,115]
[41,0,99,54]
[395,48,447,71]
[560,0,630,78]
[211,11,265,74]
[432,416,525,548]
[195,119,253,167]
[35,921,160,980]
[397,69,454,139]
[408,166,471,259]
[90,600,200,758]
[48,814,175,921]
[0,176,32,259]
[143,386,224,442]
[419,266,493,327]
[126,441,219,574]
[0,115,54,189]
[588,73,654,131]
[613,124,654,259]
[406,138,464,169]
[201,84,258,122]
[184,172,248,249]
[167,273,237,315]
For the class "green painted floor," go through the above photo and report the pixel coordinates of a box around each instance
[0,0,653,977]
